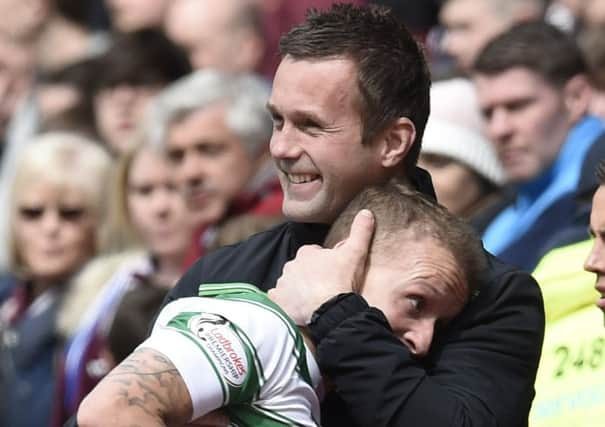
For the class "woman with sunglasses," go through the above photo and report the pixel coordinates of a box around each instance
[0,132,111,427]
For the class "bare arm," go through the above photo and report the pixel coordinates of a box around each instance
[77,347,193,427]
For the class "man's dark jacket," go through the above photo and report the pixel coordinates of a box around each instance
[163,219,545,426]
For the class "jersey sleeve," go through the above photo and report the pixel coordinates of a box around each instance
[138,297,263,421]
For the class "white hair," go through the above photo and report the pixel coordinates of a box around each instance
[146,69,272,158]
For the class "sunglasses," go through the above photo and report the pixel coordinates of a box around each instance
[18,206,87,222]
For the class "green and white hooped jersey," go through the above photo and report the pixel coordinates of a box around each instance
[140,283,322,427]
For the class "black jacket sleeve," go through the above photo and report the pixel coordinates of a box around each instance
[312,256,545,427]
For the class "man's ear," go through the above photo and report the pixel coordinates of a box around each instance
[563,74,592,124]
[379,117,416,168]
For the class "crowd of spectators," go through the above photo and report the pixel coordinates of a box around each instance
[0,0,604,426]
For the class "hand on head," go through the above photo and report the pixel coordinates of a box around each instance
[268,209,375,325]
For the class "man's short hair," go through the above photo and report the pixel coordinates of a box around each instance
[324,181,486,296]
[279,3,431,174]
[597,160,605,186]
[148,70,272,158]
[89,29,192,93]
[473,21,587,87]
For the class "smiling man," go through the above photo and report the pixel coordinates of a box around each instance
[472,21,605,271]
[77,5,543,427]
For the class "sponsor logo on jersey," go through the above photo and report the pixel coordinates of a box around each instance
[188,313,248,386]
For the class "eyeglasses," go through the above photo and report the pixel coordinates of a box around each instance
[18,206,87,222]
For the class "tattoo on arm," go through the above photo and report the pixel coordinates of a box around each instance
[105,347,193,426]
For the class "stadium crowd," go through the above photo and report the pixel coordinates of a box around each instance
[0,0,604,426]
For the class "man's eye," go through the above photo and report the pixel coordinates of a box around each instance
[167,149,184,164]
[408,296,425,313]
[130,185,153,196]
[271,114,284,130]
[197,144,226,156]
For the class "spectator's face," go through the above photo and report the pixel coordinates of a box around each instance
[440,0,510,71]
[14,182,95,284]
[269,57,389,224]
[583,0,605,27]
[164,0,261,72]
[475,68,573,184]
[127,148,192,260]
[0,35,33,135]
[165,104,257,227]
[0,0,51,40]
[585,184,605,313]
[418,154,485,216]
[106,0,168,32]
[361,236,468,357]
[93,84,160,154]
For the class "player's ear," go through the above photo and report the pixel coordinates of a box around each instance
[379,117,416,168]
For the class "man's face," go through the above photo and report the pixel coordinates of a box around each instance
[165,105,256,227]
[106,0,168,32]
[14,182,96,284]
[361,236,468,357]
[93,84,160,154]
[475,68,573,184]
[268,57,389,224]
[585,185,605,313]
[440,0,510,71]
[165,0,254,72]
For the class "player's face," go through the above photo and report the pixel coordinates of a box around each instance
[585,185,605,313]
[361,236,468,357]
[268,57,390,224]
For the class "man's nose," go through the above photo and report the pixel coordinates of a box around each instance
[269,128,302,160]
[487,108,513,143]
[402,320,435,357]
[585,239,605,275]
[179,151,207,184]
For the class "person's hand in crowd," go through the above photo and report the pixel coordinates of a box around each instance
[268,209,375,325]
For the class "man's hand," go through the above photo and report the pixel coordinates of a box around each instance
[268,209,375,325]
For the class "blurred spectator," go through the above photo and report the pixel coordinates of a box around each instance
[0,35,35,150]
[104,0,169,32]
[440,0,545,73]
[581,0,605,28]
[0,0,52,43]
[528,160,605,426]
[250,0,367,77]
[472,21,605,271]
[35,0,109,73]
[86,29,191,154]
[164,0,266,74]
[149,70,283,267]
[370,0,440,41]
[0,133,111,427]
[54,142,194,423]
[545,0,584,33]
[578,26,605,121]
[419,78,506,220]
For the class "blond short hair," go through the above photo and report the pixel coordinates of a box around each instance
[7,132,112,272]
